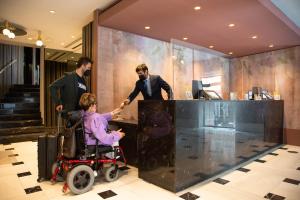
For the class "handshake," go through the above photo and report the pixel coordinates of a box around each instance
[110,99,130,117]
[119,99,130,109]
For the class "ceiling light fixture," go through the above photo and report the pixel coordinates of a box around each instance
[49,10,56,14]
[251,35,257,39]
[35,31,43,47]
[1,20,27,39]
[269,44,274,48]
[145,26,150,30]
[71,35,75,38]
[194,6,201,10]
[8,32,15,39]
[229,52,233,55]
[209,45,214,49]
[183,37,188,40]
[2,28,10,36]
[2,21,10,36]
[228,23,235,27]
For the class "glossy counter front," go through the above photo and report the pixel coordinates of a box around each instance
[137,100,283,192]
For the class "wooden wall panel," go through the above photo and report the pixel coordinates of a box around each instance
[0,43,24,98]
[44,60,67,127]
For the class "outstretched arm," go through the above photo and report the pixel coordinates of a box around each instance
[124,82,141,104]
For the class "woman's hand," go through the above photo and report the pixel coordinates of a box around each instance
[117,128,125,138]
[111,107,123,117]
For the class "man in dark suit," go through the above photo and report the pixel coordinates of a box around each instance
[122,64,173,106]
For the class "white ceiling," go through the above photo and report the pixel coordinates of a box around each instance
[0,0,116,52]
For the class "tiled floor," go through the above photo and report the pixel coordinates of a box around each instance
[0,142,299,200]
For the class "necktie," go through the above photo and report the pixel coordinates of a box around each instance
[144,80,148,94]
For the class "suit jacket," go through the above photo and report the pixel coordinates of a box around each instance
[128,75,173,102]
[49,72,89,113]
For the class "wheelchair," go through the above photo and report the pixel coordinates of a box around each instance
[50,111,127,195]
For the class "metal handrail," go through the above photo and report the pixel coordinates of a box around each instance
[0,59,17,74]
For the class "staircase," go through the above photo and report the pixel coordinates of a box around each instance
[0,84,53,143]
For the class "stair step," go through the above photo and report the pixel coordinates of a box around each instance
[0,132,51,144]
[0,113,41,121]
[10,87,40,92]
[0,102,39,109]
[0,126,54,136]
[0,108,40,115]
[13,84,40,89]
[0,120,42,128]
[0,96,40,103]
[6,92,40,97]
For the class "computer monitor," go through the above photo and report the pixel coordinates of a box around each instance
[192,80,211,99]
[192,80,203,99]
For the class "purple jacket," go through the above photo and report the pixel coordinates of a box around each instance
[82,111,120,145]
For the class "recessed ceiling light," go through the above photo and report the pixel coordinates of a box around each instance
[61,42,65,46]
[28,37,32,40]
[71,35,75,38]
[49,10,56,14]
[229,52,233,55]
[194,6,201,10]
[145,26,150,30]
[209,45,214,49]
[251,35,257,39]
[228,23,235,27]
[183,37,188,40]
[269,44,274,48]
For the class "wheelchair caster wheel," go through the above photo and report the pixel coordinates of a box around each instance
[104,165,119,182]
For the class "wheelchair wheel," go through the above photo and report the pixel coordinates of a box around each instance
[51,163,64,182]
[66,165,95,194]
[104,165,119,182]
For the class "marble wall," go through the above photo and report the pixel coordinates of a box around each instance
[172,44,230,99]
[97,27,229,119]
[97,27,172,120]
[230,46,300,145]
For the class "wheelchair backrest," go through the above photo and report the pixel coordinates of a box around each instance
[62,111,86,158]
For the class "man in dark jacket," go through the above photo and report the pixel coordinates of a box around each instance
[122,64,173,106]
[49,57,92,114]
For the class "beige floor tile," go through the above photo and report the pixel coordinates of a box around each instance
[269,182,300,200]
[191,182,265,200]
[0,174,26,199]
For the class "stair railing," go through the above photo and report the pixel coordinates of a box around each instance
[0,59,17,75]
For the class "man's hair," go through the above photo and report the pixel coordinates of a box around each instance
[79,93,97,111]
[135,63,148,73]
[77,56,93,68]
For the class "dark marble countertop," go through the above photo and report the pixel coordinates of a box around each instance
[109,119,138,125]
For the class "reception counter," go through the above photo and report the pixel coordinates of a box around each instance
[109,119,138,167]
[137,100,283,192]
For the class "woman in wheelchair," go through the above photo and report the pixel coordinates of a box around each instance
[52,93,126,195]
[79,93,125,151]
